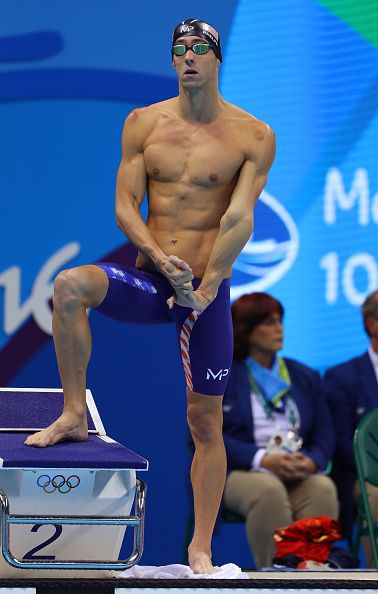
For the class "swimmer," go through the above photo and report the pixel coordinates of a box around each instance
[25,18,276,573]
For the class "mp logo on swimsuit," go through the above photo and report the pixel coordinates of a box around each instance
[230,191,299,301]
[206,368,229,381]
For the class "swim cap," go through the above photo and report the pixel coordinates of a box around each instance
[172,18,222,63]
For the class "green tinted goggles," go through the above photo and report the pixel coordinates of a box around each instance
[172,43,211,56]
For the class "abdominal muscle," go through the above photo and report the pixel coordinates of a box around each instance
[135,186,234,278]
[136,225,226,278]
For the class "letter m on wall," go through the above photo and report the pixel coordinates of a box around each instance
[324,168,370,225]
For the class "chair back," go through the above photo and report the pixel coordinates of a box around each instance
[353,408,378,487]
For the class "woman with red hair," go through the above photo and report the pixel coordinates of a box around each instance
[222,292,338,569]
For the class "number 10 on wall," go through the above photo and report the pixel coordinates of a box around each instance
[320,252,378,306]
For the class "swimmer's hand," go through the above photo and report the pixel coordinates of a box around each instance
[167,287,214,312]
[158,255,194,288]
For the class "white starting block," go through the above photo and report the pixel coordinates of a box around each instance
[0,388,148,578]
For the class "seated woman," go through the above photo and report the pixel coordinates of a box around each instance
[222,292,339,569]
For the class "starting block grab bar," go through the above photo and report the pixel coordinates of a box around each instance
[0,478,146,571]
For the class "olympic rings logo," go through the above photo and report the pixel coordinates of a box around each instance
[37,474,80,494]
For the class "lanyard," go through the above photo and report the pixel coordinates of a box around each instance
[247,371,299,430]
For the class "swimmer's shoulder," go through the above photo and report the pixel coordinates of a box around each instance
[224,102,275,161]
[122,105,158,143]
[223,101,274,139]
[122,99,179,142]
[223,101,276,170]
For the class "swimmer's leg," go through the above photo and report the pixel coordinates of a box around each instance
[187,390,226,574]
[25,265,109,447]
[175,283,232,572]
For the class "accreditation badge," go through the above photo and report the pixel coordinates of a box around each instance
[267,430,303,454]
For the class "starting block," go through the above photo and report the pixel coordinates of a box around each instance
[0,388,148,578]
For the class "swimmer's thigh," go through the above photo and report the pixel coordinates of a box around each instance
[93,263,172,324]
[175,298,233,396]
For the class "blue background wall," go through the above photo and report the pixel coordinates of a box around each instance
[1,0,377,567]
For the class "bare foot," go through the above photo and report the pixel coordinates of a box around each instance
[188,549,219,574]
[24,412,88,447]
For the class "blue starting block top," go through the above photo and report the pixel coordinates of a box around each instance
[0,388,148,471]
[0,389,97,432]
[0,433,147,469]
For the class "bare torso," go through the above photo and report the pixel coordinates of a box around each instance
[135,97,266,277]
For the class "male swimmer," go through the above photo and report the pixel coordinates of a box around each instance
[25,19,275,573]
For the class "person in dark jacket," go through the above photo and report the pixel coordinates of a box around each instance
[323,290,378,566]
[222,292,338,569]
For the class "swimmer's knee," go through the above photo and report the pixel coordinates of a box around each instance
[53,266,107,310]
[187,402,222,444]
[53,269,85,310]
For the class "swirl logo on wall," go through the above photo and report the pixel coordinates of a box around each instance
[231,191,299,300]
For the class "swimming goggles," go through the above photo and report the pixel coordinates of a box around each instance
[172,43,211,56]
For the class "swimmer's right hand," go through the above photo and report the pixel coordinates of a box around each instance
[166,287,212,312]
[158,255,194,289]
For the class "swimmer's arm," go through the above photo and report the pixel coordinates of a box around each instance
[198,126,276,300]
[115,111,166,267]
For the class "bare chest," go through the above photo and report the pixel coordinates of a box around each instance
[143,120,244,188]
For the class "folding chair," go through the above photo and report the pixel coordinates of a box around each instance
[352,407,378,568]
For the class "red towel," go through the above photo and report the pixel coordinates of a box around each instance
[273,516,342,562]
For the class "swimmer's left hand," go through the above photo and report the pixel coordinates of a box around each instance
[167,288,214,312]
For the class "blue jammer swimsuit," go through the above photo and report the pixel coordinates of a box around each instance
[95,263,233,395]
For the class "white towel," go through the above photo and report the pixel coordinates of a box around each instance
[119,563,248,579]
